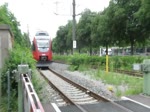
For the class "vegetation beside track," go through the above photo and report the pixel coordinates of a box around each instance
[53,54,147,97]
[53,54,150,71]
[0,4,36,111]
[0,44,36,112]
[31,70,49,103]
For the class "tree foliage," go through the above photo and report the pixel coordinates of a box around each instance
[135,0,150,44]
[52,0,149,55]
[0,3,31,47]
[53,21,73,54]
[77,9,97,55]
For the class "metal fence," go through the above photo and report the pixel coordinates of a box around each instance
[16,64,45,112]
[21,73,45,112]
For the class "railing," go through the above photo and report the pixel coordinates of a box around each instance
[11,64,61,112]
[21,73,45,112]
[16,64,45,112]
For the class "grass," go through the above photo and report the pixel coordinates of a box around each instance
[68,64,92,71]
[97,70,143,97]
[96,70,143,85]
[31,70,50,103]
[53,54,146,97]
[0,95,18,112]
[76,65,143,97]
[0,96,7,112]
[115,87,122,97]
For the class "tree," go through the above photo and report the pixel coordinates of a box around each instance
[52,0,150,55]
[135,0,150,46]
[0,3,29,47]
[54,23,73,54]
[65,21,73,54]
[108,0,142,55]
[52,38,60,53]
[77,9,97,55]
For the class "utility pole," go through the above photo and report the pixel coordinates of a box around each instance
[54,1,59,13]
[72,0,76,54]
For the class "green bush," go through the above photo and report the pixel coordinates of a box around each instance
[52,54,150,71]
[53,54,69,63]
[0,43,36,111]
[1,43,36,94]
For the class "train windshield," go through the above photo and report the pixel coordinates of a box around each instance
[37,40,49,48]
[36,39,50,52]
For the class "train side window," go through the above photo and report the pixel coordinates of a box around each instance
[32,41,36,51]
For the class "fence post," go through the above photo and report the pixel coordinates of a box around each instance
[141,59,150,95]
[0,69,1,106]
[14,64,30,112]
[19,64,29,112]
[7,70,11,112]
[14,64,45,112]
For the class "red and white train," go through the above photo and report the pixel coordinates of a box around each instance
[32,31,52,62]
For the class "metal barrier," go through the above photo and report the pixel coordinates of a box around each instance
[15,64,45,112]
[22,73,45,112]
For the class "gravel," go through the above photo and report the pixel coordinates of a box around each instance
[49,62,118,101]
[33,62,121,106]
[33,70,66,105]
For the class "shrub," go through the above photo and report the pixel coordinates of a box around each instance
[52,54,150,71]
[0,43,36,111]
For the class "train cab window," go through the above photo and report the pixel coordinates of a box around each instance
[32,41,36,51]
[35,32,49,36]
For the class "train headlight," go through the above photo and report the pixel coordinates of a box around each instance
[41,54,46,56]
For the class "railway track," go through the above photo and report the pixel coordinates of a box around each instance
[38,68,110,105]
[37,67,147,112]
[114,69,143,77]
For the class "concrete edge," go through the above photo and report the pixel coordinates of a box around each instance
[121,96,150,109]
[51,103,62,112]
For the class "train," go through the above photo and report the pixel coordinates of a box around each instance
[32,31,52,63]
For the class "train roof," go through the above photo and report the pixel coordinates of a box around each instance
[34,31,50,40]
[35,31,49,36]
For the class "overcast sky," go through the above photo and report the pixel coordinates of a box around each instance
[0,0,110,40]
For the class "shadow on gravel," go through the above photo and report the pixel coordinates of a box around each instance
[37,67,49,70]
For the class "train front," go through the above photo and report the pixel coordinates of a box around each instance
[36,39,52,61]
[32,31,52,67]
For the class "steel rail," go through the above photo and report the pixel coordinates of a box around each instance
[47,68,135,112]
[38,69,88,112]
[48,67,110,102]
[114,69,143,77]
[38,68,134,112]
[38,69,73,105]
